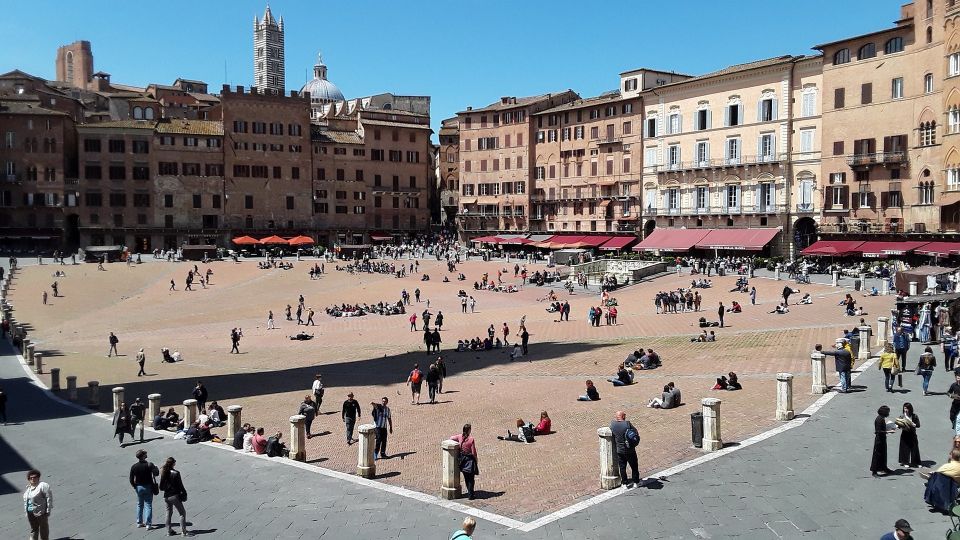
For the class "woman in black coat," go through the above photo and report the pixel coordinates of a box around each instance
[897,402,921,467]
[112,402,131,446]
[871,405,895,476]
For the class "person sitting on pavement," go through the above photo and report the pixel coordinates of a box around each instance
[727,301,742,313]
[647,384,674,409]
[726,372,742,391]
[692,330,709,342]
[242,425,256,453]
[608,363,634,386]
[497,418,536,443]
[624,350,642,367]
[799,293,813,305]
[921,448,960,481]
[533,411,552,435]
[233,422,250,450]
[577,380,601,401]
[712,376,729,390]
[770,302,790,314]
[707,331,717,342]
[638,348,661,369]
[265,431,290,458]
[251,427,268,454]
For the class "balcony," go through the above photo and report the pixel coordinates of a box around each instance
[642,206,657,216]
[845,151,907,167]
[652,154,788,176]
[796,203,815,213]
[819,221,903,234]
[597,135,623,145]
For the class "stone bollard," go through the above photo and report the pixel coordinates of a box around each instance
[701,398,723,451]
[749,266,755,278]
[23,339,32,362]
[33,353,42,374]
[909,281,918,296]
[182,399,198,426]
[881,278,889,296]
[776,373,795,421]
[112,386,125,413]
[876,317,889,347]
[357,424,377,477]
[859,273,868,292]
[597,426,622,489]
[831,271,839,287]
[226,405,243,441]
[811,351,828,394]
[289,415,307,461]
[858,325,872,361]
[50,367,60,391]
[87,381,100,409]
[774,268,781,281]
[66,376,77,401]
[148,394,162,426]
[440,439,462,500]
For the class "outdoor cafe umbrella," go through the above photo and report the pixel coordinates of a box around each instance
[231,235,259,245]
[287,235,315,246]
[259,235,289,245]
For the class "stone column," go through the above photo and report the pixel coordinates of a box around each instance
[831,271,839,287]
[357,424,377,477]
[33,353,42,374]
[776,373,795,421]
[597,426,621,489]
[87,381,100,409]
[50,367,60,391]
[811,351,828,394]
[289,415,306,462]
[226,405,243,441]
[66,376,77,401]
[112,386,125,413]
[858,326,872,361]
[22,339,31,362]
[182,399,198,425]
[880,278,889,296]
[774,267,781,281]
[909,281,918,296]
[148,394,162,426]
[877,317,889,347]
[440,439,462,500]
[701,398,723,451]
[859,272,868,292]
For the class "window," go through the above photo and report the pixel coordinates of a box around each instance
[85,192,103,207]
[624,78,638,92]
[884,37,904,54]
[645,117,657,137]
[725,102,743,126]
[924,73,934,94]
[164,194,173,207]
[950,107,960,134]
[192,194,202,208]
[861,83,872,104]
[108,140,125,153]
[695,108,711,130]
[758,96,776,121]
[132,165,149,180]
[919,121,937,146]
[834,88,845,109]
[644,147,657,168]
[798,178,814,211]
[800,129,815,153]
[244,195,253,209]
[667,112,681,134]
[801,89,817,117]
[85,164,102,179]
[758,133,775,161]
[286,196,295,210]
[696,186,708,210]
[667,188,680,210]
[133,194,150,208]
[84,139,101,152]
[695,141,709,166]
[927,26,934,44]
[622,121,632,135]
[833,141,845,155]
[109,165,126,180]
[109,193,126,207]
[858,43,876,60]
[159,162,178,175]
[132,140,149,154]
[183,137,198,147]
[212,194,221,208]
[949,168,960,189]
[353,205,365,214]
[667,145,680,169]
[951,53,960,77]
[725,185,740,210]
[834,48,851,64]
[919,182,935,205]
[725,138,741,164]
[892,77,904,99]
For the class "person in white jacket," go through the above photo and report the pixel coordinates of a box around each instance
[23,469,52,540]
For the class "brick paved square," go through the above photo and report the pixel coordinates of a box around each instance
[7,258,887,520]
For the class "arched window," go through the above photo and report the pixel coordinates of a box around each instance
[834,48,851,64]
[950,105,960,134]
[858,43,876,59]
[132,106,143,119]
[927,26,934,44]
[919,180,935,205]
[144,107,154,120]
[920,121,937,146]
[885,37,904,54]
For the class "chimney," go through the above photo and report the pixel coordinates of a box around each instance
[501,97,510,104]
[236,85,244,94]
[221,84,230,93]
[466,106,472,111]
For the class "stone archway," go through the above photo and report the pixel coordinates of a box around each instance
[793,217,817,251]
[643,219,656,238]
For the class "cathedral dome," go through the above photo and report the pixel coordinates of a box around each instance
[301,53,344,102]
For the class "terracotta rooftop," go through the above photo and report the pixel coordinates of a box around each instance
[314,130,363,145]
[360,118,433,131]
[0,100,68,116]
[458,91,576,114]
[154,119,223,136]
[77,119,157,129]
[647,55,809,92]
[536,91,626,115]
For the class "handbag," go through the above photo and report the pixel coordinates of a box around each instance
[150,463,160,495]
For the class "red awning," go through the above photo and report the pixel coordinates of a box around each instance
[470,235,500,243]
[801,240,866,256]
[857,241,931,258]
[914,242,960,257]
[259,235,289,245]
[633,228,711,252]
[500,237,533,245]
[548,235,586,248]
[370,234,393,241]
[599,236,638,251]
[232,235,259,245]
[695,228,780,251]
[287,235,315,246]
[570,236,613,248]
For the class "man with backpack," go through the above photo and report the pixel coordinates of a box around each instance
[609,410,640,488]
[407,364,423,405]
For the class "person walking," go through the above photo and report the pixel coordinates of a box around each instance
[113,402,132,446]
[877,343,899,392]
[192,381,208,413]
[449,517,477,540]
[285,304,293,321]
[409,313,417,332]
[129,398,146,442]
[296,305,303,325]
[451,424,479,500]
[897,402,921,468]
[917,346,937,395]
[107,332,120,357]
[610,410,641,487]
[42,291,47,305]
[136,348,146,377]
[342,392,361,445]
[169,280,176,291]
[893,326,910,371]
[130,449,159,529]
[469,296,476,313]
[158,457,191,536]
[373,396,393,459]
[749,286,757,305]
[298,395,317,438]
[23,469,52,540]
[407,364,423,404]
[718,303,725,328]
[311,374,324,412]
[880,519,913,540]
[502,323,510,345]
[435,311,444,331]
[230,328,241,353]
[436,356,447,394]
[306,308,315,326]
[871,405,895,476]
[267,310,276,330]
[426,364,441,404]
[817,341,852,393]
[520,325,530,356]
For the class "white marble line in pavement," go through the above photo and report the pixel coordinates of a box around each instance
[6,342,876,533]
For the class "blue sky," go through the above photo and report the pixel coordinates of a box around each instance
[2,0,904,139]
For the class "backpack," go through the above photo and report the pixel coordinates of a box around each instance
[625,425,640,449]
[410,370,422,384]
[521,423,536,443]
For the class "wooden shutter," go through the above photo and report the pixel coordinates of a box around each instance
[861,83,872,105]
[825,186,834,207]
[881,191,890,209]
[882,136,891,152]
[833,141,844,155]
[868,138,877,153]
[835,88,845,108]
[851,190,860,209]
